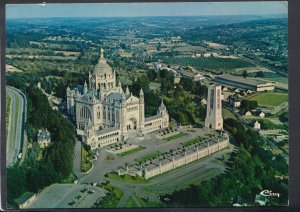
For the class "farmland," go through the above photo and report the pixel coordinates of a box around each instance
[245,92,288,106]
[163,57,255,73]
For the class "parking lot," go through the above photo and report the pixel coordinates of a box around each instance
[27,184,107,208]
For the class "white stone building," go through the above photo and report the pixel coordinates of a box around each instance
[193,73,205,81]
[205,84,223,130]
[66,49,169,149]
[254,121,261,130]
[259,112,265,118]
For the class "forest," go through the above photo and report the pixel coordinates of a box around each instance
[7,86,76,206]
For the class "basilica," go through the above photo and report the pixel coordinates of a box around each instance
[66,49,169,149]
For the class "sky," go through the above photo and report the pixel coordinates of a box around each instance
[6,2,288,19]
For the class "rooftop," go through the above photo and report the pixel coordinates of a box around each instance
[145,114,162,122]
[215,74,273,86]
[106,92,123,101]
[37,128,50,141]
[96,126,120,135]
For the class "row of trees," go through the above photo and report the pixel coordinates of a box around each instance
[162,118,288,207]
[163,57,254,73]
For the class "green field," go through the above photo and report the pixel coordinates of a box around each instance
[163,57,254,73]
[262,72,288,84]
[164,132,187,141]
[254,118,288,131]
[118,146,146,156]
[95,183,124,208]
[246,92,288,106]
[223,107,237,120]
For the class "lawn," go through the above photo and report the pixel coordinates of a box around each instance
[118,146,146,156]
[262,71,288,84]
[105,172,149,184]
[181,136,205,147]
[255,118,288,131]
[246,92,288,106]
[13,94,19,142]
[164,132,187,141]
[6,95,11,142]
[95,183,124,208]
[223,107,236,120]
[272,149,283,155]
[61,173,77,184]
[135,151,163,164]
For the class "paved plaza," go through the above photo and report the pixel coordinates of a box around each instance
[29,126,234,208]
[27,184,107,208]
[79,126,220,184]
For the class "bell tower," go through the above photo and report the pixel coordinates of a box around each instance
[205,84,223,130]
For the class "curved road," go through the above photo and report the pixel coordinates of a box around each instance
[6,86,28,167]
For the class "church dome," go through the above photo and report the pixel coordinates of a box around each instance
[93,48,113,77]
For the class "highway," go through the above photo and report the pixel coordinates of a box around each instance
[6,86,28,167]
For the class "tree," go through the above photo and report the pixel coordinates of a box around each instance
[240,99,258,111]
[131,75,150,96]
[147,69,157,81]
[242,70,248,78]
[256,71,265,78]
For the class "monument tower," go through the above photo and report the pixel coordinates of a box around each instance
[205,84,223,130]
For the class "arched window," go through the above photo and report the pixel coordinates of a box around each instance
[103,107,106,119]
[80,106,91,120]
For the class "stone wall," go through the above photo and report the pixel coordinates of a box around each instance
[144,137,229,179]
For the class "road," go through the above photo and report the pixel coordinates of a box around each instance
[6,86,28,167]
[78,127,219,185]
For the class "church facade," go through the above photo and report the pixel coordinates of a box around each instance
[66,49,169,149]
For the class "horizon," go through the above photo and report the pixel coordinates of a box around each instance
[6,2,288,19]
[6,13,288,20]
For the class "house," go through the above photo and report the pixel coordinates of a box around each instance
[246,89,253,94]
[228,95,241,108]
[201,98,207,105]
[15,192,36,209]
[174,72,181,84]
[240,91,247,96]
[259,112,265,118]
[255,194,268,206]
[234,88,240,93]
[245,111,252,117]
[37,128,51,148]
[254,121,261,130]
[193,73,205,81]
[203,53,212,58]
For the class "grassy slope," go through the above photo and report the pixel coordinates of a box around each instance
[6,95,11,142]
[246,92,288,106]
